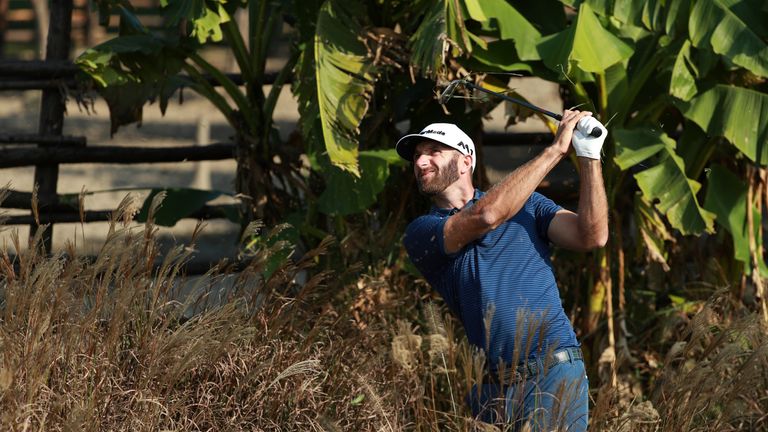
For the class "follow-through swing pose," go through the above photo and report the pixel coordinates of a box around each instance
[397,110,608,430]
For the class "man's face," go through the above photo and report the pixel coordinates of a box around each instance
[413,141,461,196]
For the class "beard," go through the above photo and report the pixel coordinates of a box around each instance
[417,154,461,196]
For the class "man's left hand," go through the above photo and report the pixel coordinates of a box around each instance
[572,117,608,160]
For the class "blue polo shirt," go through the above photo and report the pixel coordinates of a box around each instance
[404,190,578,369]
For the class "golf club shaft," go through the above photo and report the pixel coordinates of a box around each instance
[440,80,603,138]
[462,81,563,121]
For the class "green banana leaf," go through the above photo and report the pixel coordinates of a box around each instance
[634,192,674,271]
[409,1,449,76]
[511,1,566,35]
[465,39,533,72]
[536,3,634,74]
[316,150,405,216]
[613,0,647,28]
[464,0,541,61]
[314,0,378,176]
[689,0,768,78]
[704,164,768,274]
[664,0,690,38]
[680,85,768,165]
[670,39,697,101]
[76,25,186,135]
[614,128,715,235]
[136,189,229,226]
[160,0,231,43]
[76,4,233,135]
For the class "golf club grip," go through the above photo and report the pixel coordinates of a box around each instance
[561,116,602,137]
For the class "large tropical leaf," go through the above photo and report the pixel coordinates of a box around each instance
[511,0,566,35]
[409,1,449,76]
[704,164,767,274]
[464,0,541,61]
[160,0,232,44]
[76,11,187,135]
[689,0,768,78]
[612,0,647,28]
[314,0,378,176]
[664,0,690,38]
[136,189,227,226]
[316,150,405,216]
[77,4,236,135]
[634,192,674,271]
[670,39,697,101]
[465,39,533,72]
[614,128,715,235]
[536,3,633,74]
[680,85,768,165]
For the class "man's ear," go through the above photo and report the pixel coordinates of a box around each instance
[461,154,473,175]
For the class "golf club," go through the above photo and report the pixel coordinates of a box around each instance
[439,79,603,138]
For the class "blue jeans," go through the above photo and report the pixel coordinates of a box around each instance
[467,357,589,431]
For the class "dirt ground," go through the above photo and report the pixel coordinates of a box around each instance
[0,72,562,265]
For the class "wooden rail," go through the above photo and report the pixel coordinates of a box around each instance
[0,143,235,167]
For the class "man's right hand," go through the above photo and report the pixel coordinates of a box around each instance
[551,110,593,156]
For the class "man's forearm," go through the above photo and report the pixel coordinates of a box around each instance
[576,158,609,247]
[472,146,566,226]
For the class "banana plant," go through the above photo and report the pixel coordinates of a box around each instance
[429,0,768,360]
[292,0,472,219]
[78,0,301,226]
[306,0,767,380]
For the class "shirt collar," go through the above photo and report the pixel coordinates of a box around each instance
[430,189,484,216]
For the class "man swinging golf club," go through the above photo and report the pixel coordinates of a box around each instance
[397,111,608,430]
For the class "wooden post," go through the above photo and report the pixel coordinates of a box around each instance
[0,0,9,58]
[31,0,73,252]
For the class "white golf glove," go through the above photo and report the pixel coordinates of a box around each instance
[572,116,608,160]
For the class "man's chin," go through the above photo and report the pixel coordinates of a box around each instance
[417,182,442,197]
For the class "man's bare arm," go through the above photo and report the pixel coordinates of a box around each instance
[443,110,593,254]
[548,158,609,251]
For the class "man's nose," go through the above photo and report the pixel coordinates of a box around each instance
[415,154,429,167]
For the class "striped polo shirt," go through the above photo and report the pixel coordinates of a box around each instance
[404,189,578,369]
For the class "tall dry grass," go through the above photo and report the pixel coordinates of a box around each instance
[1,192,766,430]
[589,291,768,431]
[391,294,768,431]
[0,194,410,431]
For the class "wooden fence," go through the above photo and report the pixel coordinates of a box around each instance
[0,0,242,253]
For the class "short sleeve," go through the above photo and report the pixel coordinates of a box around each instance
[403,214,451,277]
[530,192,563,242]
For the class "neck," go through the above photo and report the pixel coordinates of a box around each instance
[432,179,475,210]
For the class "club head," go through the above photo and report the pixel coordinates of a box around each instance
[438,80,462,105]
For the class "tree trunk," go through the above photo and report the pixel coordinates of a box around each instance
[235,133,268,228]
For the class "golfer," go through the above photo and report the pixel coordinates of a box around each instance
[397,110,608,431]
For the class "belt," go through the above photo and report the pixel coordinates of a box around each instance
[483,347,583,385]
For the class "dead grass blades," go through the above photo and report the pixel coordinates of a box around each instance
[0,193,407,431]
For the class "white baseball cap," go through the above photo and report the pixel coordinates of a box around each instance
[396,123,476,172]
